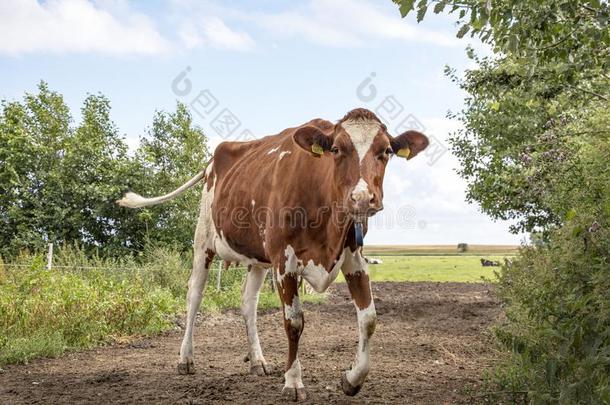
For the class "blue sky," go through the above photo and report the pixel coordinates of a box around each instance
[0,0,525,245]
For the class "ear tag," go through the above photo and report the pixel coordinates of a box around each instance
[397,147,411,159]
[311,143,324,155]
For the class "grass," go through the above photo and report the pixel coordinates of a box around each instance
[0,244,514,366]
[0,245,318,367]
[364,244,518,256]
[362,255,510,282]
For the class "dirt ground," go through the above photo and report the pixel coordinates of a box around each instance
[0,282,501,404]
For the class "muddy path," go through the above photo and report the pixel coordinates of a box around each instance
[0,282,501,404]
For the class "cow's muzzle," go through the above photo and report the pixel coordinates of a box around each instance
[349,191,383,218]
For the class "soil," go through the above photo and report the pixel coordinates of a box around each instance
[0,282,501,404]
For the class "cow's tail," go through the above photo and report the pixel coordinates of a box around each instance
[116,169,207,209]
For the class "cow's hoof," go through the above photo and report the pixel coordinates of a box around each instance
[281,387,307,402]
[177,359,195,375]
[250,362,273,376]
[341,372,362,396]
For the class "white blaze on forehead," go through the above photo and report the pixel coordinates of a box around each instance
[341,118,382,162]
[352,178,370,195]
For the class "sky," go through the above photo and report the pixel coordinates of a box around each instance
[0,0,526,245]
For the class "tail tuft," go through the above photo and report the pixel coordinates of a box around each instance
[116,192,149,208]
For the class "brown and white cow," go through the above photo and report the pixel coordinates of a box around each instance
[117,108,428,401]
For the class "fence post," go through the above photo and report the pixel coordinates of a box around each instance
[46,243,53,270]
[216,261,222,290]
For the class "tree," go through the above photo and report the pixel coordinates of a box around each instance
[129,103,210,252]
[0,82,210,258]
[393,0,610,401]
[393,0,609,233]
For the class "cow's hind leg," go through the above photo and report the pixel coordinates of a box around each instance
[276,257,306,402]
[178,175,216,374]
[178,246,214,374]
[340,249,377,396]
[241,265,272,376]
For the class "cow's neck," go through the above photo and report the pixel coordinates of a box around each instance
[321,183,355,261]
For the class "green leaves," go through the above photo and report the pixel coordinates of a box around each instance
[395,0,416,17]
[456,24,470,38]
[0,83,211,259]
[433,1,447,14]
[392,1,610,402]
[416,3,428,22]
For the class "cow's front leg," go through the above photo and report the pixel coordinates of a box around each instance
[340,249,377,396]
[276,260,306,402]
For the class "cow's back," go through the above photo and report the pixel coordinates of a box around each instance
[208,119,336,265]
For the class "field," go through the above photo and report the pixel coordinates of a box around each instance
[0,281,501,404]
[0,245,517,403]
[364,244,519,255]
[351,244,517,283]
[363,255,507,282]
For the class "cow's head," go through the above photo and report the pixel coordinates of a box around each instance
[293,108,429,221]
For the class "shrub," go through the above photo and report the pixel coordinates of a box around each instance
[0,245,323,366]
[487,217,610,403]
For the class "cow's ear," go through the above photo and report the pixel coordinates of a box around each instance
[390,130,429,160]
[293,125,333,157]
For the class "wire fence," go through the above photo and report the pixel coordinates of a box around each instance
[1,244,297,294]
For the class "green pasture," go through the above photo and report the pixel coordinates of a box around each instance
[363,255,510,283]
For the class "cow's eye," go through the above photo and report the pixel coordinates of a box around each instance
[331,146,340,155]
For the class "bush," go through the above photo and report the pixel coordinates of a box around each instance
[0,245,323,366]
[486,217,610,404]
[0,254,178,365]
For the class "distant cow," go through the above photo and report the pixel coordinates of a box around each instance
[118,108,428,401]
[480,258,500,267]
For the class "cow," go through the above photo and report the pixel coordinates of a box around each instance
[480,258,500,267]
[117,108,428,401]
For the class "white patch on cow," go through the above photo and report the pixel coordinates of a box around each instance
[346,301,377,387]
[277,245,300,284]
[193,175,215,248]
[278,246,346,292]
[341,118,381,162]
[179,175,216,365]
[284,295,303,330]
[302,248,347,293]
[278,151,291,160]
[351,178,372,201]
[354,178,368,193]
[284,358,304,390]
[214,231,260,266]
[340,248,376,388]
[251,199,255,207]
[342,248,368,275]
[267,146,280,154]
[241,267,268,366]
[205,162,214,177]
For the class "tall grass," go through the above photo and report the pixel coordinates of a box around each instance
[0,245,316,366]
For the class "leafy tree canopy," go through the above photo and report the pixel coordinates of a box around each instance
[0,82,210,258]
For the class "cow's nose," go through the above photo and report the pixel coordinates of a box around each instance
[350,189,380,215]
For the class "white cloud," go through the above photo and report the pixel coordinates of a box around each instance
[0,0,170,56]
[367,116,523,244]
[248,0,458,48]
[179,16,254,51]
